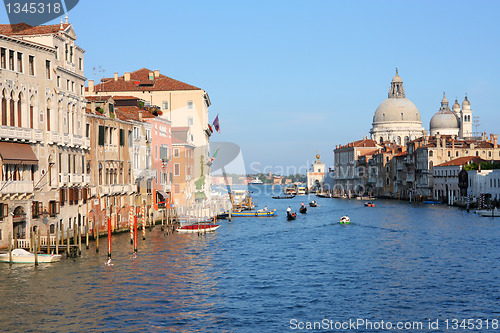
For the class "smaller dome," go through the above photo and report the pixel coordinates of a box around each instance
[462,95,470,109]
[430,110,459,130]
[453,98,460,111]
[392,75,402,83]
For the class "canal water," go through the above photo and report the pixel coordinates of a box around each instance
[1,185,499,332]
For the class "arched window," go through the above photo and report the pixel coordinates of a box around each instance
[379,136,383,143]
[1,90,6,126]
[397,136,401,145]
[9,91,15,126]
[401,113,404,120]
[404,136,409,145]
[29,95,34,129]
[46,98,51,131]
[17,92,23,127]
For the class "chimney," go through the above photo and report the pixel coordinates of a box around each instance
[154,70,160,78]
[114,72,118,81]
[124,72,130,81]
[138,110,143,121]
[493,134,498,148]
[88,80,94,93]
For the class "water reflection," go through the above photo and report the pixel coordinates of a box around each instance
[0,188,499,332]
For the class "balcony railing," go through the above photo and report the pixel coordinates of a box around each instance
[0,181,34,193]
[0,125,44,143]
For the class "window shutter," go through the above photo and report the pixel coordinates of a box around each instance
[98,125,105,146]
[56,201,60,214]
[32,201,37,218]
[2,204,7,218]
[120,129,125,146]
[38,202,43,214]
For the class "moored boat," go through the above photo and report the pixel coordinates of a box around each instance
[340,215,350,224]
[231,209,277,217]
[475,208,500,217]
[0,249,62,264]
[176,224,220,233]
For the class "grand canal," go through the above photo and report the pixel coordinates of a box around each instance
[1,185,499,332]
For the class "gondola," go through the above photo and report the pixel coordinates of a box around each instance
[364,202,375,207]
[299,206,307,214]
[309,202,317,207]
[287,212,297,220]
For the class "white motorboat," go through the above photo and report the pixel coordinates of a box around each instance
[0,248,62,263]
[340,216,350,224]
[475,208,500,217]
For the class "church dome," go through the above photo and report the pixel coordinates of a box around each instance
[373,98,421,123]
[430,93,459,135]
[430,110,459,130]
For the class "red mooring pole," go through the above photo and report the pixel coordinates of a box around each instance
[133,215,138,254]
[107,216,112,259]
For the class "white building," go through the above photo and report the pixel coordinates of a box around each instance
[0,21,88,249]
[307,154,325,192]
[468,169,500,201]
[370,69,425,145]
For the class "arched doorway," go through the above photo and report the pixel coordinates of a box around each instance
[12,206,27,239]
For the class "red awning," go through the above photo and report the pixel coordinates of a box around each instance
[0,142,38,165]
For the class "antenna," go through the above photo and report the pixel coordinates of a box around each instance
[92,66,106,93]
[473,115,480,138]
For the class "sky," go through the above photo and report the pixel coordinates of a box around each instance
[2,0,499,175]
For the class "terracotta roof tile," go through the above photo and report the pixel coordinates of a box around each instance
[85,95,112,102]
[92,68,202,92]
[0,23,70,35]
[436,156,485,167]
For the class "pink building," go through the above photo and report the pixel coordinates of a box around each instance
[143,113,172,210]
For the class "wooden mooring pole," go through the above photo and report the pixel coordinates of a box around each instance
[46,228,50,254]
[85,220,89,250]
[107,217,111,259]
[8,232,12,265]
[133,215,138,254]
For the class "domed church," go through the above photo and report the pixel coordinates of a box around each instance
[370,69,425,145]
[429,94,473,139]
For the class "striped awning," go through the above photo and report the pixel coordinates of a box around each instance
[0,142,38,165]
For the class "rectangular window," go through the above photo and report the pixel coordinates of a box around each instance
[72,81,74,92]
[32,201,41,218]
[28,55,34,75]
[173,148,180,158]
[66,80,70,90]
[188,117,194,126]
[174,163,180,176]
[17,52,22,72]
[55,45,58,60]
[9,50,14,70]
[160,146,168,160]
[0,48,5,69]
[119,129,125,146]
[98,125,105,146]
[129,130,133,147]
[187,100,193,109]
[46,60,51,79]
[78,57,82,70]
[0,203,8,219]
[162,101,168,110]
[49,200,59,216]
[70,46,73,62]
[65,44,68,61]
[57,76,60,88]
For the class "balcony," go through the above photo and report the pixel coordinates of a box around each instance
[0,181,34,194]
[72,135,83,147]
[63,133,71,145]
[69,173,83,184]
[84,174,91,184]
[0,125,43,143]
[59,174,69,185]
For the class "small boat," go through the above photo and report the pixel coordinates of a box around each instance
[297,186,307,195]
[249,178,264,184]
[0,248,62,263]
[272,195,295,199]
[309,202,317,207]
[364,202,375,207]
[176,224,220,233]
[231,209,277,217]
[423,200,442,204]
[339,216,350,224]
[287,212,297,221]
[475,208,500,217]
[299,206,307,214]
[216,212,229,219]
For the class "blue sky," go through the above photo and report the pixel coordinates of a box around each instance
[2,0,499,174]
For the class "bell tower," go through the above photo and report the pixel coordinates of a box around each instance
[459,95,473,139]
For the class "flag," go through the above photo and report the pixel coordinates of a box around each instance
[210,148,219,162]
[213,115,220,133]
